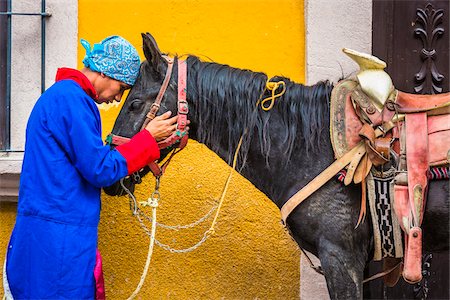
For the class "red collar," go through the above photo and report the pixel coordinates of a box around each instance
[55,68,98,100]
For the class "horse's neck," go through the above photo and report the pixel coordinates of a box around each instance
[242,127,335,206]
[186,59,335,205]
[190,107,335,207]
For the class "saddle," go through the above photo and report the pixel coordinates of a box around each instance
[330,49,450,285]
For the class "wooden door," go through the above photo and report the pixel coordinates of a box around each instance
[366,1,449,299]
[372,0,449,94]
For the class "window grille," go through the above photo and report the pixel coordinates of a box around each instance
[0,0,51,151]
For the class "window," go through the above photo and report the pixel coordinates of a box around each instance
[0,0,79,201]
[0,0,7,150]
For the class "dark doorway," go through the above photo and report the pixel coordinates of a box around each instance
[364,253,449,299]
[366,0,449,299]
[372,0,449,94]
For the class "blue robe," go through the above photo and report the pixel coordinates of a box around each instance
[6,76,128,299]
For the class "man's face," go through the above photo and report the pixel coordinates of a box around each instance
[95,74,131,104]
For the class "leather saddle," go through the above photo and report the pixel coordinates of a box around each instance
[330,49,450,285]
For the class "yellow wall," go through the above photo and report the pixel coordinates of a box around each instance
[1,0,305,299]
[0,202,17,296]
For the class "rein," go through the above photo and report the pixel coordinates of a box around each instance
[108,58,188,299]
[107,57,189,177]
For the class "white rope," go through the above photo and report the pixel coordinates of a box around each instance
[3,258,13,300]
[126,197,158,300]
[140,201,218,230]
[121,178,217,253]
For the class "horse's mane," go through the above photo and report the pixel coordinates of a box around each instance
[185,55,333,166]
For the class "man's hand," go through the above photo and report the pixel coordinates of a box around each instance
[145,111,179,141]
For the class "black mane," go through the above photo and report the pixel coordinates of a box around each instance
[185,55,333,165]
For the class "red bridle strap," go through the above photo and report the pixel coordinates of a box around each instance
[141,56,174,130]
[107,58,189,178]
[147,59,188,176]
[155,59,189,150]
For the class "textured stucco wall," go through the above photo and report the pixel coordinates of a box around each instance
[0,0,78,293]
[302,0,372,299]
[0,202,17,290]
[10,0,78,150]
[98,145,300,299]
[85,0,304,299]
[0,0,77,172]
[2,0,305,296]
[306,0,372,84]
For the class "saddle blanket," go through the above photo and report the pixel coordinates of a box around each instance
[367,169,403,260]
[336,166,448,260]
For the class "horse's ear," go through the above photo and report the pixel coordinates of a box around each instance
[141,32,165,74]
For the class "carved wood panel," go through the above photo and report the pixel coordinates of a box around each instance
[367,1,449,299]
[373,0,449,94]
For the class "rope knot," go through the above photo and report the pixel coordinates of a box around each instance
[260,79,286,111]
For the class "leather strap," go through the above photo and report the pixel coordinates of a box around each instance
[281,121,397,224]
[403,227,423,283]
[141,57,174,130]
[155,59,189,150]
[110,135,130,146]
[374,137,391,161]
[353,152,372,184]
[147,147,181,177]
[281,142,365,224]
[107,59,189,178]
[359,124,389,166]
[396,91,450,113]
[355,154,369,227]
[144,59,189,177]
[344,143,366,185]
[405,112,428,226]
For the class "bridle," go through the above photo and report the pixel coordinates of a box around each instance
[106,56,189,177]
[106,57,190,298]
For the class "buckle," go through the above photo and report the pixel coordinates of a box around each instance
[178,100,189,114]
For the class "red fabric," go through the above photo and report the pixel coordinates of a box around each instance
[55,68,99,100]
[116,129,160,174]
[94,249,106,300]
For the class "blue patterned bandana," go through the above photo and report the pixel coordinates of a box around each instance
[81,36,140,86]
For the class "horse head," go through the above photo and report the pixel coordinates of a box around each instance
[113,33,181,137]
[103,33,182,196]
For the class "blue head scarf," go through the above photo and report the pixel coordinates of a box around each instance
[81,36,140,86]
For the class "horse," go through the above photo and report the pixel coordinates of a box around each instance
[104,32,449,299]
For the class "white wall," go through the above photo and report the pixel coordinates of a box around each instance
[0,0,77,173]
[306,0,372,84]
[301,0,372,299]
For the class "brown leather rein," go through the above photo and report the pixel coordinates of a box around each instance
[107,57,189,177]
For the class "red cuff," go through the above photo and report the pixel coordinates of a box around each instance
[116,130,160,175]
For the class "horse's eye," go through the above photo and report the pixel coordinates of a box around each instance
[129,99,145,111]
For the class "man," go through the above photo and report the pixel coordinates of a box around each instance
[3,36,176,299]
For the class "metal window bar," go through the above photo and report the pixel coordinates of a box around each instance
[0,0,51,152]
